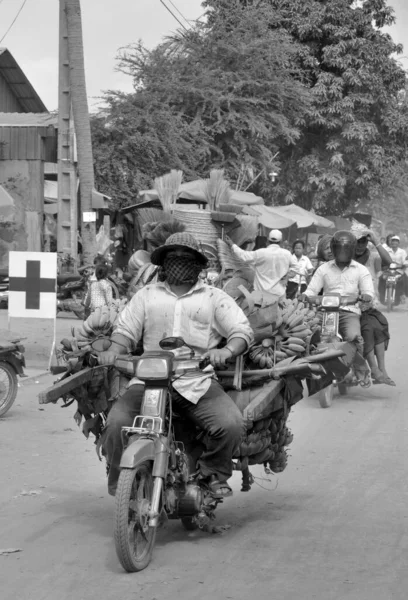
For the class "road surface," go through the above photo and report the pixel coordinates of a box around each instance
[1,309,407,600]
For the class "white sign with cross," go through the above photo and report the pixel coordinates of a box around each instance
[8,252,57,319]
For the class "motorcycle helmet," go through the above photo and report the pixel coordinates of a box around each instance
[330,230,357,264]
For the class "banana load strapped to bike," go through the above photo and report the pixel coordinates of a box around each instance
[38,292,356,572]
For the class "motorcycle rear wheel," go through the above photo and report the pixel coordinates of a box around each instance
[319,384,333,408]
[114,463,157,572]
[0,362,18,417]
[387,293,393,313]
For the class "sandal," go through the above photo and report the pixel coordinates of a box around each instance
[383,377,396,387]
[207,476,233,499]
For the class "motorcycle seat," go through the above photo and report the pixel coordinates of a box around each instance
[57,274,82,285]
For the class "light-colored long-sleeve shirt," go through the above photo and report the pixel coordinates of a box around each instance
[115,280,253,403]
[304,259,374,314]
[231,243,296,297]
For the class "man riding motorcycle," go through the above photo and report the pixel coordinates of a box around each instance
[99,233,253,499]
[302,231,374,354]
[378,235,408,306]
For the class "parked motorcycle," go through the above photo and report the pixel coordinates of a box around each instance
[381,263,407,312]
[306,294,371,408]
[0,268,9,308]
[0,337,26,417]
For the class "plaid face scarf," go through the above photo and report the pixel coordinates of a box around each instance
[159,255,203,285]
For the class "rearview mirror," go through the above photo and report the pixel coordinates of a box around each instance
[159,336,186,351]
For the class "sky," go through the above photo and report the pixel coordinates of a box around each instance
[0,0,407,112]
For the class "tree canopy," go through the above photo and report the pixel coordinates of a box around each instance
[92,0,408,216]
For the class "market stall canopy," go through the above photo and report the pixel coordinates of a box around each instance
[138,180,264,207]
[270,204,335,229]
[241,205,295,229]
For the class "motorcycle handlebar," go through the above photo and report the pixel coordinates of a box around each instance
[304,294,361,306]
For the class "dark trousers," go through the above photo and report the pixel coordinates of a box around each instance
[101,380,245,495]
[286,281,307,300]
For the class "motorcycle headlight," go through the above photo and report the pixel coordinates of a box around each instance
[321,294,341,308]
[136,357,171,380]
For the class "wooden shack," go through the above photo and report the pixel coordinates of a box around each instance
[0,48,57,264]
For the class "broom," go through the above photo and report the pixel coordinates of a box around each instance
[204,169,233,211]
[154,170,183,212]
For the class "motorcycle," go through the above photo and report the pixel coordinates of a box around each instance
[306,294,371,408]
[0,268,9,308]
[39,334,349,572]
[381,262,407,312]
[0,337,26,417]
[57,269,121,319]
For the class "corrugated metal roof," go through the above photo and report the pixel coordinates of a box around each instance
[0,48,47,113]
[0,112,57,126]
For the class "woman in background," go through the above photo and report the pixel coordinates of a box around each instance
[84,264,113,317]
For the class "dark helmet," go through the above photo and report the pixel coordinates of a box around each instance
[330,230,357,264]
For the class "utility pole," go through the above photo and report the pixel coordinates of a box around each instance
[57,0,78,266]
[58,0,96,267]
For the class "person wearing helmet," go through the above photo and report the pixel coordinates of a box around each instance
[303,231,374,351]
[98,233,253,499]
[225,229,296,299]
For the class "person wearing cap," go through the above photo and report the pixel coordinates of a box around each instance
[98,233,253,499]
[225,229,296,299]
[378,234,408,305]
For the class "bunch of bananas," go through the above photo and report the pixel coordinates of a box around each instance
[249,338,274,368]
[247,297,322,367]
[74,305,118,349]
[274,297,321,361]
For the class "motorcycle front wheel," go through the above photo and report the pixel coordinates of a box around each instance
[0,362,18,417]
[319,384,333,408]
[114,463,157,572]
[386,290,393,313]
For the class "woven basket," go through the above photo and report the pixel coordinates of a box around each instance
[172,207,220,269]
[172,208,219,245]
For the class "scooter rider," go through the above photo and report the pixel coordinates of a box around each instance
[378,235,408,305]
[302,231,374,352]
[98,233,253,499]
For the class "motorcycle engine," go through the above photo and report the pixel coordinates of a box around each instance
[177,483,203,517]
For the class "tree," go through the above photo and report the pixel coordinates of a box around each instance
[91,93,209,207]
[66,0,96,263]
[249,0,408,213]
[92,0,311,203]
